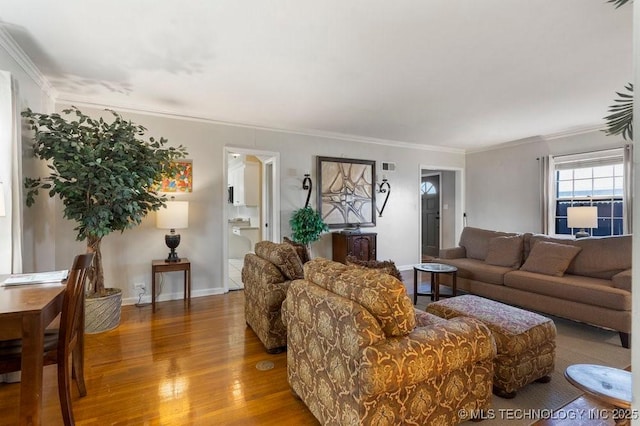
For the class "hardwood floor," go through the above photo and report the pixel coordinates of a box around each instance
[0,291,318,425]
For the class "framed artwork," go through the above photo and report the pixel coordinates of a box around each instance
[161,160,193,192]
[317,156,376,228]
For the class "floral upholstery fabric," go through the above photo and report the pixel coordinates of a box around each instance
[283,236,311,264]
[427,295,556,394]
[305,258,415,337]
[242,252,289,352]
[254,240,304,280]
[283,263,496,425]
[345,255,404,282]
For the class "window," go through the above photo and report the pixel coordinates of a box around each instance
[552,148,628,237]
[421,181,437,195]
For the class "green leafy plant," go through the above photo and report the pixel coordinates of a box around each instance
[289,206,329,246]
[604,0,633,141]
[607,0,631,8]
[604,83,633,141]
[22,106,187,297]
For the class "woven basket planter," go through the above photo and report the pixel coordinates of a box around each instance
[85,288,122,334]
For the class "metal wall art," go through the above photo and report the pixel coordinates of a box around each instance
[376,178,391,217]
[317,156,376,228]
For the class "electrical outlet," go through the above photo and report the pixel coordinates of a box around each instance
[134,282,146,292]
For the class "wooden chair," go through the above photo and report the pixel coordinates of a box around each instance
[0,253,94,426]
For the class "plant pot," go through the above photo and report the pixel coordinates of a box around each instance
[85,288,122,334]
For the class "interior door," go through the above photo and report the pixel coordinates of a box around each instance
[421,174,440,258]
[263,161,274,241]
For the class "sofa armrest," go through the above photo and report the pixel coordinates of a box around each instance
[439,246,466,259]
[612,269,632,292]
[359,317,495,395]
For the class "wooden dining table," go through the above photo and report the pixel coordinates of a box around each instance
[0,276,66,425]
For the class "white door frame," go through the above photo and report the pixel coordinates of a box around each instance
[223,146,280,292]
[418,165,465,262]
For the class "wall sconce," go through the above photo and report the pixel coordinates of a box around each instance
[156,197,189,262]
[567,206,597,238]
[376,178,391,217]
[302,173,312,208]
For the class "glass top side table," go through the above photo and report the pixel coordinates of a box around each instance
[565,364,631,409]
[413,262,458,304]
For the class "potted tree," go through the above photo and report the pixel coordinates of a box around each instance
[22,106,187,333]
[289,206,329,255]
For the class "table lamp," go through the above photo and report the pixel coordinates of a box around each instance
[156,198,189,262]
[567,206,597,238]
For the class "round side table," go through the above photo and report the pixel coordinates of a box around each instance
[412,262,457,305]
[565,364,631,425]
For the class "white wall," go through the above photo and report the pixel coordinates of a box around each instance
[0,43,54,273]
[465,131,627,234]
[38,104,465,303]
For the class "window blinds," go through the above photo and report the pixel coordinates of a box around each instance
[553,148,624,170]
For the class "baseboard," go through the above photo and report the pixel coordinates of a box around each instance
[122,287,226,305]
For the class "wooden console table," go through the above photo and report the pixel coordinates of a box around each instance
[332,231,377,263]
[151,259,191,312]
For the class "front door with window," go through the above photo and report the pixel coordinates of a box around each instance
[421,175,440,258]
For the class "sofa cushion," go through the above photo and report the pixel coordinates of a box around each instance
[345,256,403,282]
[520,242,581,277]
[566,235,632,279]
[459,227,519,261]
[437,257,512,285]
[504,270,631,311]
[303,257,350,287]
[484,235,524,268]
[612,269,632,292]
[527,234,631,279]
[283,236,310,264]
[305,258,415,337]
[255,241,304,280]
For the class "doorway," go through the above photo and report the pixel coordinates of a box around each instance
[421,173,440,258]
[419,167,464,261]
[223,147,280,293]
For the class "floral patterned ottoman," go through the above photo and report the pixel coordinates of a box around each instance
[426,294,556,398]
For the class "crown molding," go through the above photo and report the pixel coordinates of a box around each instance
[465,123,606,154]
[55,94,466,155]
[0,28,56,100]
[541,123,605,141]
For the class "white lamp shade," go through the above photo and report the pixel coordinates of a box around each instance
[0,182,5,217]
[567,206,597,229]
[157,201,189,229]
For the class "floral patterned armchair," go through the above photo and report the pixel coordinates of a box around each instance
[282,258,496,425]
[242,240,305,353]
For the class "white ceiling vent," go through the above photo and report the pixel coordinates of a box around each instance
[381,162,396,172]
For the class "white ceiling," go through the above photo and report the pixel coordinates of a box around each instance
[0,1,633,150]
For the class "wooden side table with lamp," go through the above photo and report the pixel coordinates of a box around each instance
[154,197,190,312]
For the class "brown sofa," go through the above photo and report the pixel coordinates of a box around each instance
[242,240,305,353]
[282,258,496,425]
[437,227,631,348]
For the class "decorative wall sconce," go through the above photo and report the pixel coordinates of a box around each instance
[376,178,391,217]
[302,173,312,208]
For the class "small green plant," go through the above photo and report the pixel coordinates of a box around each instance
[22,106,187,297]
[289,206,329,246]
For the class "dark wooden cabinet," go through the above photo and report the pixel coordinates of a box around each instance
[332,231,377,263]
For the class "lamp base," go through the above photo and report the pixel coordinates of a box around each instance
[165,251,181,263]
[165,232,181,262]
[575,229,590,239]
